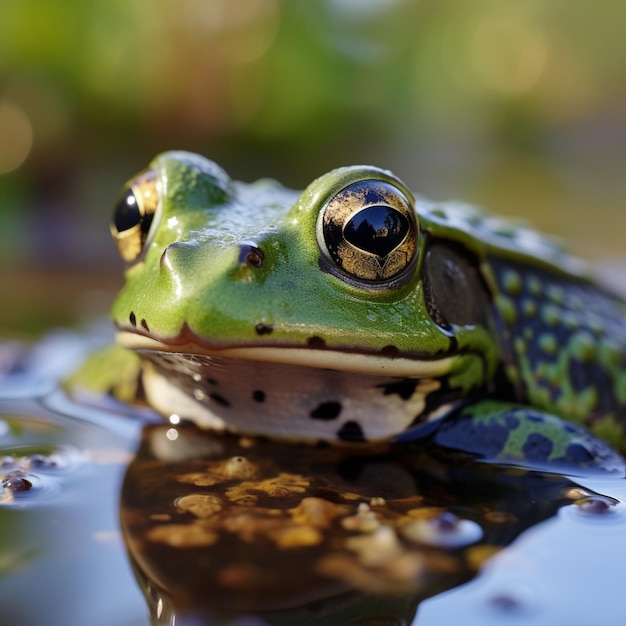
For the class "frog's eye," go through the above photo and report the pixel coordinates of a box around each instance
[317,179,418,287]
[110,168,159,263]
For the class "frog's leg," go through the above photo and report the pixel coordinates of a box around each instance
[427,400,625,475]
[64,344,144,404]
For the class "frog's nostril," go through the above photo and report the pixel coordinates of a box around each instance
[238,242,264,268]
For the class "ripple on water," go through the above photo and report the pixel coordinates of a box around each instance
[0,445,82,504]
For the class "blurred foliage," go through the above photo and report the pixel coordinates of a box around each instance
[0,0,625,329]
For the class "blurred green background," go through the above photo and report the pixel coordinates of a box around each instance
[1,0,625,333]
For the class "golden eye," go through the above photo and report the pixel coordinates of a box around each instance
[110,168,159,263]
[317,179,419,287]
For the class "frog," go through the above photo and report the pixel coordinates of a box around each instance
[101,150,626,472]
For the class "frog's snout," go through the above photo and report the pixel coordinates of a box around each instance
[159,240,265,285]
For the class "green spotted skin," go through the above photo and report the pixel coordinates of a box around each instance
[408,199,626,458]
[487,257,626,449]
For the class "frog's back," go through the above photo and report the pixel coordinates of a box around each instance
[488,254,626,444]
[421,199,626,446]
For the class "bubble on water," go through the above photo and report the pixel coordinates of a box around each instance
[577,495,617,515]
[402,511,483,548]
[2,472,34,493]
[560,493,626,525]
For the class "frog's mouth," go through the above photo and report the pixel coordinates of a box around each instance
[115,330,456,378]
[116,329,470,443]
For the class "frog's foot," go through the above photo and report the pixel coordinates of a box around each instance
[64,345,145,406]
[428,400,626,476]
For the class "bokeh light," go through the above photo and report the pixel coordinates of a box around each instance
[470,15,548,95]
[0,100,32,174]
[0,0,624,332]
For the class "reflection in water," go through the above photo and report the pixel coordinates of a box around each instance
[121,423,594,625]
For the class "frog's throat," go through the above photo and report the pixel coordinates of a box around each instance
[115,330,455,378]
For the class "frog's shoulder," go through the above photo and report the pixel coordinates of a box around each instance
[417,198,589,277]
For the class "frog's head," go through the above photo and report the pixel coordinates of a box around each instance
[110,151,500,442]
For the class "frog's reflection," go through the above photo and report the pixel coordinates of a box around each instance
[120,423,583,625]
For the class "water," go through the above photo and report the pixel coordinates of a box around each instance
[1,334,626,625]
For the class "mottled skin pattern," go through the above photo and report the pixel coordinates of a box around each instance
[103,152,626,472]
[489,258,626,444]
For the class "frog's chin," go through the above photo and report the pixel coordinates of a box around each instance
[115,330,455,379]
[137,350,461,443]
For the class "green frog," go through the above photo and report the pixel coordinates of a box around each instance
[101,150,626,470]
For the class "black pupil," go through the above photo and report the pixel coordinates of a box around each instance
[114,190,141,233]
[344,206,409,257]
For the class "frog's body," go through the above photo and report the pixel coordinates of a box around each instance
[104,151,626,468]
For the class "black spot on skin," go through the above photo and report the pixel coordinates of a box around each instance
[205,378,218,386]
[379,378,419,400]
[563,443,595,466]
[433,412,510,456]
[569,358,619,423]
[521,433,553,462]
[209,393,230,407]
[141,319,150,332]
[568,358,593,395]
[255,323,273,336]
[252,390,265,403]
[380,345,400,357]
[129,312,137,327]
[310,402,342,420]
[307,336,326,348]
[504,414,520,430]
[337,421,365,442]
